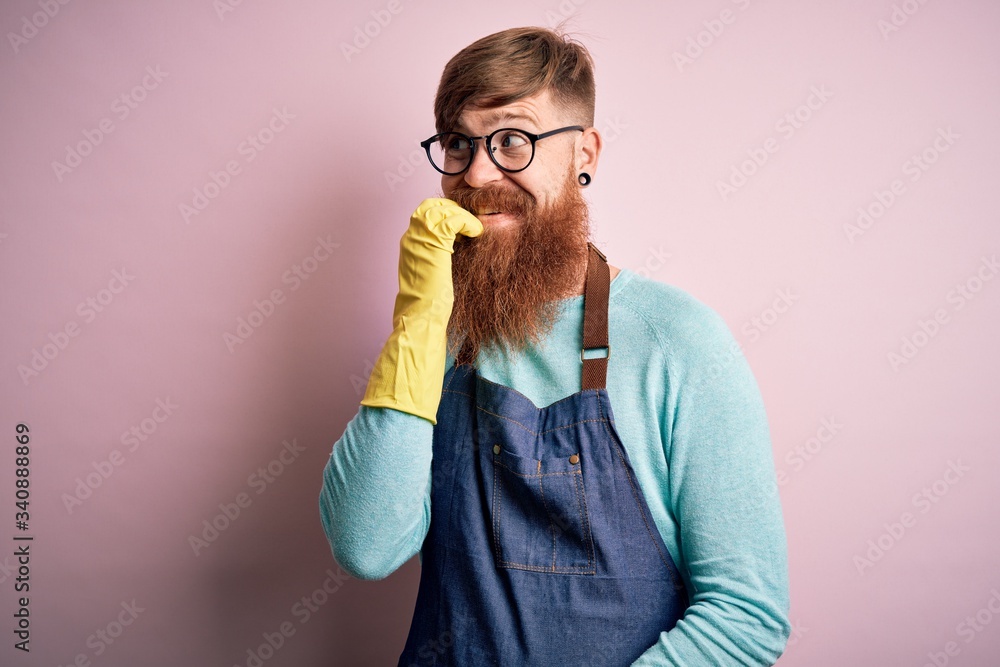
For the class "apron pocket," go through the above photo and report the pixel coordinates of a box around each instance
[490,446,595,574]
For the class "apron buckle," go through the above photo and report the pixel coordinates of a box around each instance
[581,345,610,362]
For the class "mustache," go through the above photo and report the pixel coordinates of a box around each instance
[448,184,536,217]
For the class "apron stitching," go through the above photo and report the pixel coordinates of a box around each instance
[536,471,557,570]
[539,418,606,435]
[444,364,461,390]
[442,389,473,399]
[495,560,595,574]
[492,451,502,565]
[475,406,609,436]
[599,397,683,591]
[493,458,594,572]
[477,374,568,407]
[475,406,537,435]
[477,374,603,411]
[574,460,596,568]
[494,463,581,478]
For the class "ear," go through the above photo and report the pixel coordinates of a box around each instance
[575,127,603,180]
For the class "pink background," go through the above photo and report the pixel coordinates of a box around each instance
[2,1,999,665]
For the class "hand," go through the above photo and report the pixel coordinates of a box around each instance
[404,198,484,254]
[359,198,483,424]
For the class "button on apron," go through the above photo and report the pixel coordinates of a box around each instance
[398,244,689,666]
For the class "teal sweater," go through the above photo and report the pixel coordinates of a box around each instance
[319,268,791,665]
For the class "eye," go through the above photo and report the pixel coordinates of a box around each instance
[498,131,529,149]
[444,136,471,151]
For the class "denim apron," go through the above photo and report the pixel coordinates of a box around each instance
[398,243,689,666]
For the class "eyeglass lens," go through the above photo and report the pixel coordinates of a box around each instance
[427,130,533,174]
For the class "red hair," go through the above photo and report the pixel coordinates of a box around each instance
[433,25,597,134]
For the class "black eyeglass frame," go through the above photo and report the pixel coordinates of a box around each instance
[419,125,585,175]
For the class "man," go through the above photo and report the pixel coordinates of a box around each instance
[320,26,791,666]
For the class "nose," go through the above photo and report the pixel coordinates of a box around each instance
[463,137,505,188]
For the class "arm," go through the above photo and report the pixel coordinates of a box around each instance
[632,305,791,665]
[318,344,456,580]
[318,405,433,580]
[318,199,480,579]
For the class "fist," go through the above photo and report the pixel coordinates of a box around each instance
[408,198,484,252]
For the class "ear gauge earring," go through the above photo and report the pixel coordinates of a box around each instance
[578,172,592,187]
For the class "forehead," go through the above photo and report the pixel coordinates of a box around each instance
[453,89,558,133]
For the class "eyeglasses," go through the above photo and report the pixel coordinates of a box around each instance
[419,125,584,175]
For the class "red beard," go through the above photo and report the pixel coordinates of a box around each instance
[446,167,591,364]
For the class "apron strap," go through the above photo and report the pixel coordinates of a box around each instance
[455,242,611,388]
[581,242,610,390]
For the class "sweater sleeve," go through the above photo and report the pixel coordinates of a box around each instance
[631,302,791,666]
[318,403,434,580]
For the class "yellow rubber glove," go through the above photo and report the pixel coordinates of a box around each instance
[360,198,484,424]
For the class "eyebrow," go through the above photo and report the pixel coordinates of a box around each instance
[454,109,539,133]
